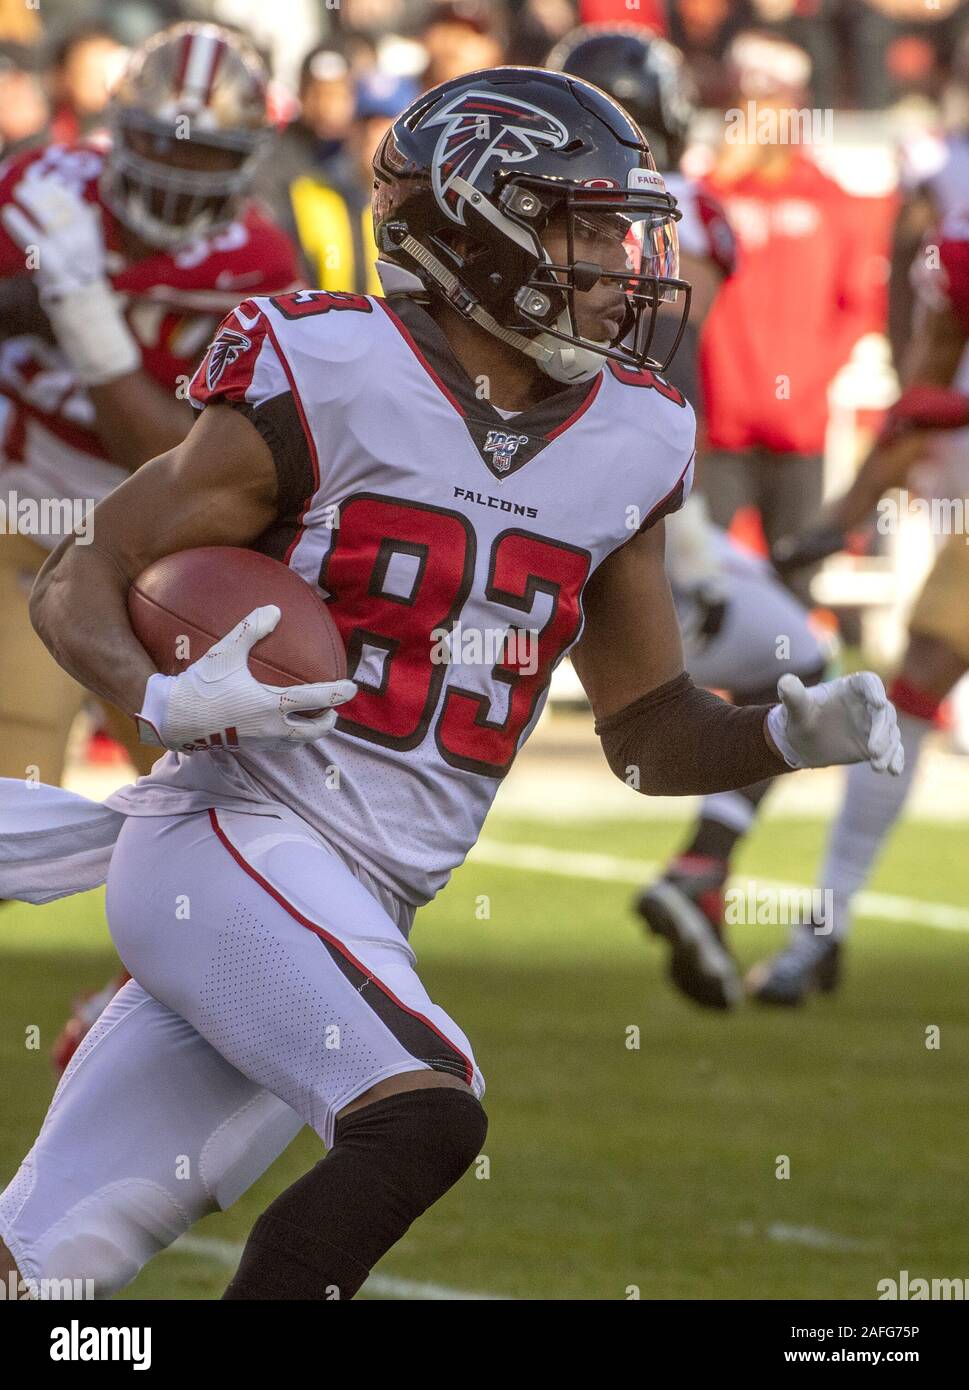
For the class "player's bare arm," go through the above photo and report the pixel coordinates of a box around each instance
[571,521,684,719]
[774,298,969,572]
[87,369,196,473]
[31,403,279,714]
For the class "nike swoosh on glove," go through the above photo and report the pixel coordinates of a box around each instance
[766,671,904,775]
[135,605,358,753]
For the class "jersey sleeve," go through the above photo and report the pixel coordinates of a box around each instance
[692,189,737,278]
[190,299,317,519]
[641,447,695,532]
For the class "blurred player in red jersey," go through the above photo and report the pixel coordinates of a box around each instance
[0,21,300,1065]
[752,207,969,1003]
[0,20,300,787]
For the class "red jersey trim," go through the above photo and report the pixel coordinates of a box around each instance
[545,372,603,440]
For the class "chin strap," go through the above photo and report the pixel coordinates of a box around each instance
[395,233,556,366]
[382,236,607,384]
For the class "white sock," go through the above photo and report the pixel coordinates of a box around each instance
[812,712,929,941]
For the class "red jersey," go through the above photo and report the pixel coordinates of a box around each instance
[699,154,888,454]
[0,140,300,544]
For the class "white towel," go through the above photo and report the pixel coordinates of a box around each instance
[0,777,125,904]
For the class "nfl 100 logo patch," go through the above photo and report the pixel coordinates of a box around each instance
[483,429,530,472]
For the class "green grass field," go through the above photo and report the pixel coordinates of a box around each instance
[2,810,966,1300]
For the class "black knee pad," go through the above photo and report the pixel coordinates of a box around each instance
[334,1084,487,1189]
[224,1087,487,1300]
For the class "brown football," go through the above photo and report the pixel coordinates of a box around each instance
[128,547,347,687]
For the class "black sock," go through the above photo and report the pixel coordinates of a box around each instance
[683,777,774,865]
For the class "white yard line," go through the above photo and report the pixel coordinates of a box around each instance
[734,1222,870,1253]
[169,1234,506,1301]
[471,839,969,933]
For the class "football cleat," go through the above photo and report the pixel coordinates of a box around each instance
[635,855,742,1009]
[51,971,131,1077]
[746,935,842,1006]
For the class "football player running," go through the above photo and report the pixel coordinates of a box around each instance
[749,203,969,1004]
[549,26,830,1009]
[0,68,900,1300]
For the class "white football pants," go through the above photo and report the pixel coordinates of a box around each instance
[0,807,483,1297]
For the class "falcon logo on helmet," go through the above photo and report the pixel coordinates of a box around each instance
[205,328,252,391]
[424,91,569,224]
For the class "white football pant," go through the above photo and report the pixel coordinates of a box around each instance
[0,807,483,1297]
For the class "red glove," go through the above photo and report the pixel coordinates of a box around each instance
[879,384,969,445]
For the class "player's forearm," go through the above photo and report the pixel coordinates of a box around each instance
[30,538,156,716]
[595,672,790,795]
[89,370,195,473]
[824,429,930,533]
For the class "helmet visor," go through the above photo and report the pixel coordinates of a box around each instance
[522,189,691,372]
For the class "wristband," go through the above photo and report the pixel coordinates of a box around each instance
[43,280,141,387]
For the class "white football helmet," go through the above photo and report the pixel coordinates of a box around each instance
[101,21,272,249]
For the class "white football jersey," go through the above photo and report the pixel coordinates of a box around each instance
[112,290,695,903]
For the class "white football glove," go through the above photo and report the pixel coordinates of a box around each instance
[766,671,904,775]
[135,605,358,754]
[0,176,140,386]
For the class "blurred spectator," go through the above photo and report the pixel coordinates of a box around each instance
[252,41,356,270]
[49,25,128,144]
[298,42,358,159]
[279,69,418,293]
[579,1,667,32]
[338,0,411,38]
[0,44,49,159]
[696,31,885,599]
[668,0,756,107]
[848,0,966,110]
[745,0,840,109]
[0,0,43,46]
[420,1,506,88]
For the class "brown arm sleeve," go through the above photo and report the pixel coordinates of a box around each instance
[594,671,792,796]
